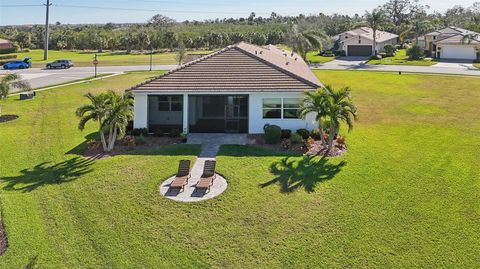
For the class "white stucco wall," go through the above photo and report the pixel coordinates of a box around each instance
[248,92,318,134]
[133,92,318,134]
[133,93,148,129]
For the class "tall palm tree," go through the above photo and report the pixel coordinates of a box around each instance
[299,89,329,147]
[0,73,31,117]
[286,24,326,60]
[365,10,386,55]
[76,91,134,152]
[323,85,358,150]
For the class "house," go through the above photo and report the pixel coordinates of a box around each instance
[421,27,480,60]
[129,42,321,134]
[334,27,398,56]
[0,39,14,50]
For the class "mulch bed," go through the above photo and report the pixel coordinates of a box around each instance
[0,218,7,256]
[84,136,185,160]
[0,115,19,123]
[247,135,348,157]
[247,135,306,154]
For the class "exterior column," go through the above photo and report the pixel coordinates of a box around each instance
[133,93,148,129]
[182,94,189,133]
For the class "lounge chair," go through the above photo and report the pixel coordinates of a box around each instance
[169,160,191,192]
[195,160,217,193]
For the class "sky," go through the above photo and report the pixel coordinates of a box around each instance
[0,0,478,26]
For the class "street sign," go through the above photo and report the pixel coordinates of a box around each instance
[93,59,98,65]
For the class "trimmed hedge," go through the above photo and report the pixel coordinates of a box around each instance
[264,124,282,144]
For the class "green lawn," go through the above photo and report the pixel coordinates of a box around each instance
[5,49,212,68]
[368,49,437,66]
[1,71,480,268]
[306,51,336,64]
[474,63,480,69]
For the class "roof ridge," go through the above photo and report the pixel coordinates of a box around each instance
[233,45,320,88]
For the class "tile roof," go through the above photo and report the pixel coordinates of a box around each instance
[336,27,398,43]
[130,42,322,93]
[0,39,13,44]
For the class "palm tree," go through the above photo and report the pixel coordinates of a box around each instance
[0,73,31,117]
[286,24,326,60]
[323,85,358,150]
[299,89,329,147]
[365,10,386,55]
[76,92,110,151]
[76,91,134,152]
[102,91,134,152]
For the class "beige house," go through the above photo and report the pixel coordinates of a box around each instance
[0,39,14,50]
[421,27,480,60]
[334,27,398,56]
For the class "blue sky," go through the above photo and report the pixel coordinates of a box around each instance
[0,0,477,25]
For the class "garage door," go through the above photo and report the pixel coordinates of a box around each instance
[347,45,373,56]
[441,45,476,60]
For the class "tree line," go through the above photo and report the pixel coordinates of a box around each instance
[0,1,479,52]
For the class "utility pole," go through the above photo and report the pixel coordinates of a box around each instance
[149,46,153,71]
[43,0,52,60]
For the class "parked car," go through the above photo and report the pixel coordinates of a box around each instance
[3,57,32,70]
[46,60,74,69]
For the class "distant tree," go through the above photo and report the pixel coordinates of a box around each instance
[0,74,31,117]
[406,45,424,59]
[176,39,186,65]
[365,9,387,55]
[148,14,175,29]
[286,24,324,60]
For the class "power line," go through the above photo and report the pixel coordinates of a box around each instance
[52,4,270,16]
[0,5,43,7]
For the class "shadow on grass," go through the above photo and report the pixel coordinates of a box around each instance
[1,157,94,193]
[260,156,346,193]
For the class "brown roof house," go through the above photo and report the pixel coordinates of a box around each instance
[334,27,399,56]
[0,39,14,50]
[129,42,322,134]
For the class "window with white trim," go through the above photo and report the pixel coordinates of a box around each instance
[158,96,183,112]
[262,98,302,119]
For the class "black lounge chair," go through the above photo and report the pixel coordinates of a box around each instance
[195,160,217,193]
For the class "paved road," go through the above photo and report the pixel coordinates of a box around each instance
[2,59,479,90]
[0,65,178,89]
[312,57,480,76]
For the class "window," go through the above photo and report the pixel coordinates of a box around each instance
[158,96,183,112]
[358,40,361,44]
[262,98,301,119]
[433,36,436,40]
[262,98,282,119]
[283,98,302,119]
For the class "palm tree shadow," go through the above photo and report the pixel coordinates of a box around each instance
[260,156,346,193]
[1,157,94,193]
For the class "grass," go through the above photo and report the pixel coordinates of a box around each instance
[306,51,336,64]
[368,49,437,66]
[5,49,213,68]
[1,71,480,267]
[474,63,480,69]
[33,73,114,90]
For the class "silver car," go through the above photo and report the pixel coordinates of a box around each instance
[46,60,74,69]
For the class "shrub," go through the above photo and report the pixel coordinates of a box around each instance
[296,128,310,139]
[379,52,387,58]
[0,48,16,54]
[290,133,303,144]
[311,129,323,140]
[122,135,136,147]
[406,45,424,60]
[130,128,148,137]
[264,124,282,144]
[0,55,16,60]
[383,44,396,57]
[135,135,146,145]
[336,135,346,145]
[281,139,291,150]
[170,128,181,138]
[334,50,346,57]
[281,129,292,139]
[370,54,382,60]
[395,44,402,50]
[86,139,99,150]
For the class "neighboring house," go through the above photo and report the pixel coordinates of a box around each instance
[130,42,321,134]
[0,39,14,50]
[334,27,398,56]
[421,26,480,60]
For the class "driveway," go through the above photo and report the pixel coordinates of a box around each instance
[0,64,178,89]
[313,57,480,76]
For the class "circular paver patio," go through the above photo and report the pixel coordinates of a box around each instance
[159,174,228,202]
